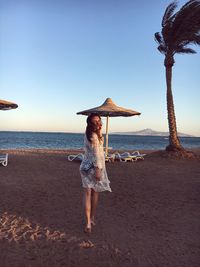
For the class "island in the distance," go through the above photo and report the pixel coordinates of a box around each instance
[111,128,194,137]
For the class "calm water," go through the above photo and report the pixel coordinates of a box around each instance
[0,131,200,150]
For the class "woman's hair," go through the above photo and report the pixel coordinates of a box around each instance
[86,113,103,143]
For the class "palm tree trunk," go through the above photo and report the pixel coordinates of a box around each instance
[165,65,184,151]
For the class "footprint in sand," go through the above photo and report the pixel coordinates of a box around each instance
[79,240,95,249]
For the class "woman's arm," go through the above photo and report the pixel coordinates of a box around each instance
[91,133,103,168]
[91,133,103,180]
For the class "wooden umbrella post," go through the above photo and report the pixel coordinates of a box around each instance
[105,116,109,157]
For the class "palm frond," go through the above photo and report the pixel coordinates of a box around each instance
[174,31,200,48]
[154,32,162,44]
[161,22,174,48]
[172,1,200,40]
[155,0,200,56]
[185,38,200,46]
[158,45,167,54]
[179,40,192,46]
[176,47,197,54]
[192,34,200,45]
[178,0,199,14]
[162,1,178,27]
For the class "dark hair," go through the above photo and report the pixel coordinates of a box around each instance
[86,113,103,143]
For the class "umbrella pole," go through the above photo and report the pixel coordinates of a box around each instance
[105,116,109,157]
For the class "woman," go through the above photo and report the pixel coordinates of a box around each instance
[80,113,112,233]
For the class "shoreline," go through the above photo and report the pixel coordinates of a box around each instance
[1,147,200,156]
[0,148,154,152]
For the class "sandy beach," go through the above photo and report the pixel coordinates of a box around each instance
[0,149,200,267]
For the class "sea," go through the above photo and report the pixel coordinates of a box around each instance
[0,131,200,151]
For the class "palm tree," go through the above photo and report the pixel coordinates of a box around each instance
[155,0,200,152]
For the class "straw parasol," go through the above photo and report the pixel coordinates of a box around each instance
[0,99,18,110]
[77,98,141,156]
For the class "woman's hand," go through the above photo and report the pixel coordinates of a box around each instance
[94,167,102,181]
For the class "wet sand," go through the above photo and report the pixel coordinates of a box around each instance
[0,149,200,267]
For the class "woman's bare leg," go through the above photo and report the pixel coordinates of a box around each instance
[91,189,99,225]
[83,188,92,229]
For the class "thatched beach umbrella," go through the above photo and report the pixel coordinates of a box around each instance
[77,98,141,156]
[0,99,18,110]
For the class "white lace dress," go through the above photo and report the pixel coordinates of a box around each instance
[80,133,112,192]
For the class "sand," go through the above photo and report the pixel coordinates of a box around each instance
[0,149,200,267]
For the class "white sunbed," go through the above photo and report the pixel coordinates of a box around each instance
[130,151,146,160]
[114,151,146,162]
[68,152,116,163]
[114,152,137,162]
[105,153,115,162]
[0,153,8,166]
[67,153,84,162]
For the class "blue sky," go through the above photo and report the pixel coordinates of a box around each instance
[0,0,199,136]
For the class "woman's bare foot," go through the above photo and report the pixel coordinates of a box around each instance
[84,224,92,234]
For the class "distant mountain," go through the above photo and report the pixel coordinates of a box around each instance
[111,128,194,137]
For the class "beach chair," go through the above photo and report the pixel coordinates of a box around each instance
[67,153,84,162]
[0,153,8,166]
[105,153,115,162]
[114,152,137,162]
[130,151,146,160]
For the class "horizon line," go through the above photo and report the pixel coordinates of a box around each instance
[0,130,199,137]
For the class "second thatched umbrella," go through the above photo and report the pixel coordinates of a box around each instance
[0,99,18,110]
[77,98,141,156]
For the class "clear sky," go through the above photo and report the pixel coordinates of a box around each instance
[0,0,199,136]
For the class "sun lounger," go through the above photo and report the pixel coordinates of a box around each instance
[105,153,115,162]
[114,151,146,162]
[68,152,116,163]
[67,153,84,162]
[0,153,8,166]
[114,152,137,162]
[130,151,146,160]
